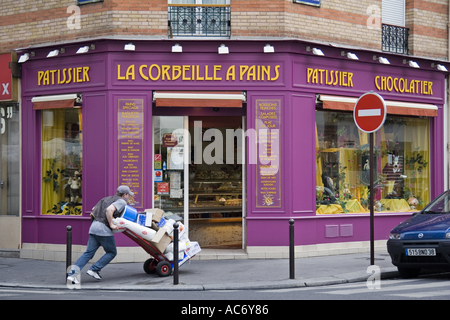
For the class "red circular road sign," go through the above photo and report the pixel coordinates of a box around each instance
[353,91,387,133]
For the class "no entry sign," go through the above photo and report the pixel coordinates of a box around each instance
[353,91,386,133]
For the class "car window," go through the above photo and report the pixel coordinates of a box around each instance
[423,191,450,214]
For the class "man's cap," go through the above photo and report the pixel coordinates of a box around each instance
[117,185,134,196]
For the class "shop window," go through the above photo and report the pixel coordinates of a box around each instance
[0,103,20,216]
[315,110,430,214]
[41,108,82,215]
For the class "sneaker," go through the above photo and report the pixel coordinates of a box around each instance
[87,269,102,280]
[67,274,80,284]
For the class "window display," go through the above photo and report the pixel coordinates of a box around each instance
[0,103,20,216]
[41,107,82,215]
[315,110,430,214]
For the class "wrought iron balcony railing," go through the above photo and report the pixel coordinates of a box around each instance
[382,24,409,55]
[168,4,231,38]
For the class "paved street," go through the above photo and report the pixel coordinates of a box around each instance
[1,272,449,300]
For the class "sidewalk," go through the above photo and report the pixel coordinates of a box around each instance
[0,249,399,291]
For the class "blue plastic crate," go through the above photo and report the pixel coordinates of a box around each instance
[122,205,138,222]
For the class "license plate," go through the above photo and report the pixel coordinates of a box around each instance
[405,248,436,256]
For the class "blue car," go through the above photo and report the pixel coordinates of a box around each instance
[387,190,450,278]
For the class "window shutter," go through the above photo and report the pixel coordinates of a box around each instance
[382,0,405,27]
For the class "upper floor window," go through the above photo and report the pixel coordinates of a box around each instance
[382,0,405,27]
[77,0,104,5]
[168,0,231,38]
[382,0,409,54]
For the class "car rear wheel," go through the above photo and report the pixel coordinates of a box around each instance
[398,267,420,279]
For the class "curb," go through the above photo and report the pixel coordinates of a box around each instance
[0,268,399,291]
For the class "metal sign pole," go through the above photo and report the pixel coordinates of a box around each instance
[353,91,386,267]
[369,133,375,266]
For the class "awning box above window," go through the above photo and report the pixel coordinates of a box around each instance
[32,93,78,110]
[153,91,246,108]
[318,95,437,117]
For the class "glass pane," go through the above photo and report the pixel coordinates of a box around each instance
[188,116,243,220]
[41,108,83,215]
[423,191,450,214]
[153,116,185,221]
[0,103,20,216]
[315,110,430,214]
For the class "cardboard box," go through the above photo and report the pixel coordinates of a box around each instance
[145,212,153,227]
[144,208,164,222]
[149,228,172,252]
[151,228,167,243]
[185,241,201,258]
[157,217,167,228]
[136,214,146,226]
[178,253,190,267]
[151,221,160,231]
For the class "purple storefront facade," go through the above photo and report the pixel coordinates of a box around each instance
[19,39,447,259]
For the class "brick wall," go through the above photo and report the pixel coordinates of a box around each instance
[232,0,382,51]
[0,0,448,60]
[406,0,448,59]
[231,0,448,59]
[0,0,168,54]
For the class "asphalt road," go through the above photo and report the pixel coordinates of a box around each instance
[2,272,449,301]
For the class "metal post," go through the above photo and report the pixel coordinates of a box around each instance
[369,133,375,266]
[173,222,179,285]
[289,219,295,279]
[66,225,72,281]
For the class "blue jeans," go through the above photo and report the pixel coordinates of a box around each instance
[70,234,117,274]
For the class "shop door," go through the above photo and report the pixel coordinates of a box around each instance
[153,115,245,249]
[153,116,189,223]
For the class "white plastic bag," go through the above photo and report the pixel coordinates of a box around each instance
[165,241,187,253]
[163,251,186,261]
[114,218,156,241]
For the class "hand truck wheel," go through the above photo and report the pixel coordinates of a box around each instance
[156,261,172,277]
[143,258,157,274]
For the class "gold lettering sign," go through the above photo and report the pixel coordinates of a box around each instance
[117,64,281,82]
[374,76,433,95]
[305,67,434,96]
[38,67,90,86]
[306,68,354,87]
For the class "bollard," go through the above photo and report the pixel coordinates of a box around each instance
[66,225,72,282]
[289,219,295,279]
[173,222,179,285]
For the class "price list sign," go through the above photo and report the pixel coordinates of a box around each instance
[118,99,144,207]
[256,99,281,208]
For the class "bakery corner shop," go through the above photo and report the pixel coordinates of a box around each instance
[18,39,447,260]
